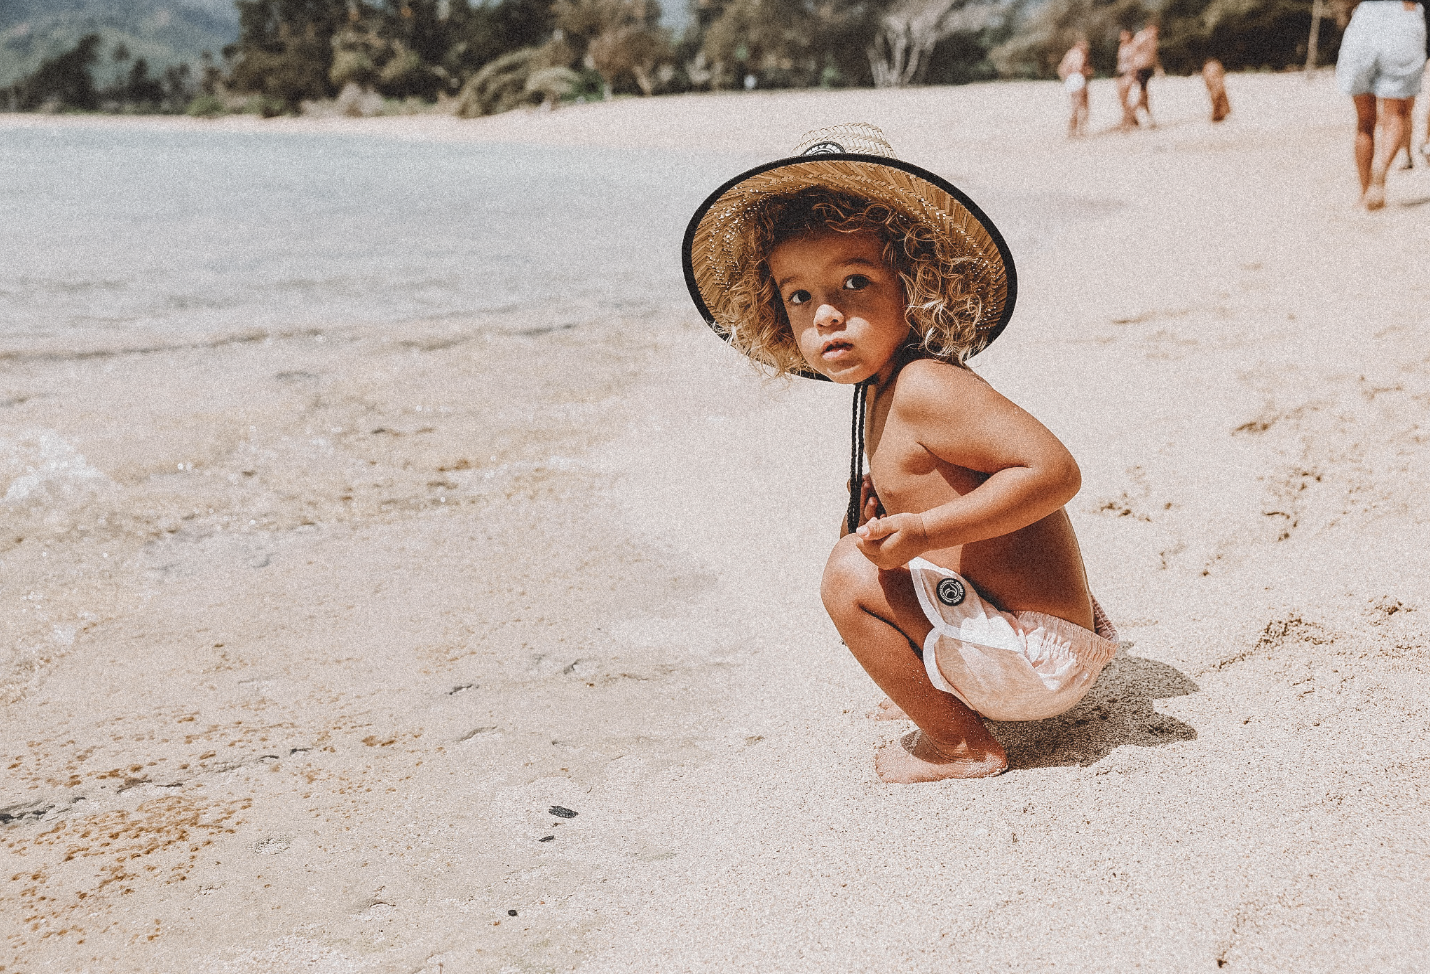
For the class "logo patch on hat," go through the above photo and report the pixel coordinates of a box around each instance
[936,577,965,607]
[801,141,845,156]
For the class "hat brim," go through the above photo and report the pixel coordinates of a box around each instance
[682,153,1018,381]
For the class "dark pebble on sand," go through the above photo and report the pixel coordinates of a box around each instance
[508,909,518,916]
[540,835,555,842]
[549,805,577,818]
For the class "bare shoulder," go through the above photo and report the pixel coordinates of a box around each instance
[888,357,1074,474]
[887,358,1000,421]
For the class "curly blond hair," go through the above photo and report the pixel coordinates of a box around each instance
[719,188,987,377]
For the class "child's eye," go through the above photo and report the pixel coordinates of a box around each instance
[786,289,811,306]
[844,275,871,290]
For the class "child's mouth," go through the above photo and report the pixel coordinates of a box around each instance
[822,340,853,359]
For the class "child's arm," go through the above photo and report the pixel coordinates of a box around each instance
[854,361,1081,569]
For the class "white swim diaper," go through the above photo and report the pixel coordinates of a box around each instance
[908,558,1119,722]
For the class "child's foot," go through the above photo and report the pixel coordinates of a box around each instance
[875,729,1007,783]
[869,697,909,721]
[1365,183,1386,211]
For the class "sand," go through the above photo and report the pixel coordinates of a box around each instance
[4,70,1430,972]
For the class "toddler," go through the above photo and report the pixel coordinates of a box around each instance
[682,123,1118,781]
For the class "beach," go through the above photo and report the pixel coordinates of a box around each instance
[3,69,1430,972]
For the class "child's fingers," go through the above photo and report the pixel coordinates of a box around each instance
[858,516,895,540]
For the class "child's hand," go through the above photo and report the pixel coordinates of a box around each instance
[859,473,882,526]
[841,474,883,537]
[854,512,930,569]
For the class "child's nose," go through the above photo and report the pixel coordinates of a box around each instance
[814,303,844,328]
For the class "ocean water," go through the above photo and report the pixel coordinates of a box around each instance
[0,124,754,338]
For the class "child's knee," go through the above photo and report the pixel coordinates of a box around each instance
[821,536,876,619]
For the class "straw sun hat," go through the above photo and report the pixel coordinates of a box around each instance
[680,122,1018,532]
[680,121,1018,381]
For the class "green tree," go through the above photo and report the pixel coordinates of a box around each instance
[163,64,197,111]
[12,33,102,110]
[125,57,167,105]
[226,0,349,111]
[990,0,1147,78]
[700,0,817,88]
[199,51,223,95]
[374,0,450,97]
[554,0,674,95]
[1158,0,1342,72]
[451,0,558,78]
[922,16,1011,85]
[330,12,387,88]
[699,0,876,89]
[990,0,1342,78]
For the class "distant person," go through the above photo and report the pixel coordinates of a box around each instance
[1203,59,1232,122]
[1116,30,1139,130]
[1336,0,1427,209]
[1058,39,1094,137]
[1129,23,1160,127]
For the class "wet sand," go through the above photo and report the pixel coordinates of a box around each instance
[4,70,1430,972]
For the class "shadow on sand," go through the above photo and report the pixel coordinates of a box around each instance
[990,653,1198,771]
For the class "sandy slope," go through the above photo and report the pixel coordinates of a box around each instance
[4,70,1430,973]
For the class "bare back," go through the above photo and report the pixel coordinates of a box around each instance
[863,359,1094,629]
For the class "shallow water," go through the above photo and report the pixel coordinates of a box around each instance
[0,124,752,338]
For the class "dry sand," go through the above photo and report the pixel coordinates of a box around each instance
[4,70,1430,972]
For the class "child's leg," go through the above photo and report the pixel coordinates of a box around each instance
[822,536,1006,782]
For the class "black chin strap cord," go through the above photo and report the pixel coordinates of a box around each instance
[846,380,871,535]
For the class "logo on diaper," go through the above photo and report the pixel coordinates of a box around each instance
[936,577,965,607]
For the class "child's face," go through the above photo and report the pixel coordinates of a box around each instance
[768,230,910,384]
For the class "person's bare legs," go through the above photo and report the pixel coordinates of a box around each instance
[1065,88,1089,138]
[1136,80,1154,128]
[1421,98,1430,159]
[1117,76,1138,130]
[822,536,1006,782]
[1367,96,1412,209]
[1354,93,1378,203]
[1398,97,1415,169]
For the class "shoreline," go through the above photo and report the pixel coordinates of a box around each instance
[0,69,1346,153]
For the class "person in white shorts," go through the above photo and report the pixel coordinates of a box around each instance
[1335,0,1428,209]
[1058,39,1093,138]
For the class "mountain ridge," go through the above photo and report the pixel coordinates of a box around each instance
[1,0,240,87]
